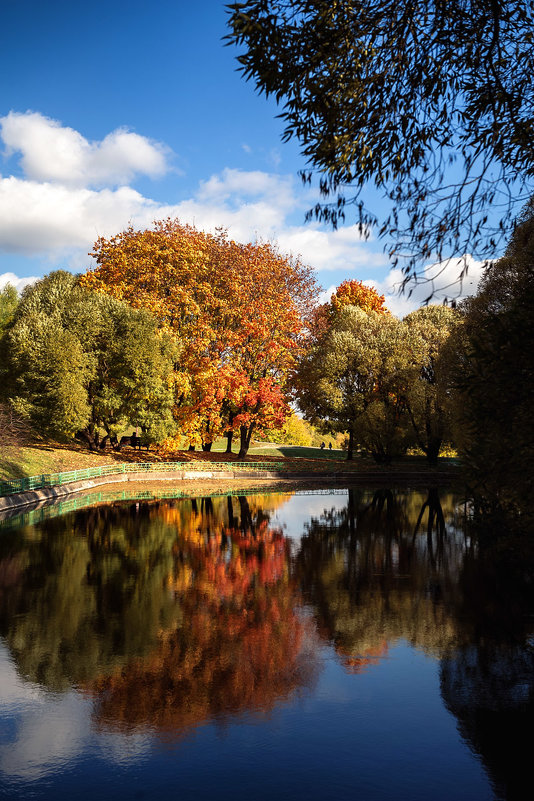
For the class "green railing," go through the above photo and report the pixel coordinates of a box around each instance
[0,460,285,497]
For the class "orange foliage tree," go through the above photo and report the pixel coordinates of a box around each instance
[309,279,388,341]
[81,220,319,456]
[331,279,388,315]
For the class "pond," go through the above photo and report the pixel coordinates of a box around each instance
[0,486,532,800]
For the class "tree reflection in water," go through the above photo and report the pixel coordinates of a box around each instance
[441,642,534,801]
[83,493,319,737]
[1,486,533,797]
[441,537,534,800]
[295,487,464,667]
[0,503,185,690]
[296,487,534,797]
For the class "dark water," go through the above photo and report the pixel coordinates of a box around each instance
[0,487,533,800]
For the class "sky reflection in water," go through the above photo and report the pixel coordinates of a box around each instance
[0,487,532,800]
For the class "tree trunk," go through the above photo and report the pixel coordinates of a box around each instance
[202,441,212,452]
[225,412,234,454]
[426,438,441,466]
[238,495,253,531]
[227,495,236,527]
[347,427,354,461]
[80,422,101,450]
[77,428,97,450]
[188,444,196,451]
[237,424,254,459]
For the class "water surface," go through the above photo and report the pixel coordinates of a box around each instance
[0,487,532,800]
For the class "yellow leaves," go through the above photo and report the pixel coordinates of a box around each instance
[82,218,320,444]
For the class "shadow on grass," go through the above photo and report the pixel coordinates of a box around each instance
[0,456,30,480]
[275,446,346,460]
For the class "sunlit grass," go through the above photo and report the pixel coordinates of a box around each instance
[0,443,122,481]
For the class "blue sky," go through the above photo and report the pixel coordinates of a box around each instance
[0,0,484,315]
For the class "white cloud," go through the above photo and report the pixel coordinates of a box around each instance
[275,225,386,271]
[368,256,486,317]
[319,255,485,317]
[0,271,38,292]
[0,176,162,258]
[0,112,484,309]
[196,167,295,210]
[1,111,169,187]
[0,121,383,274]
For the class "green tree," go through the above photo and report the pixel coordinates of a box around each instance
[449,202,534,523]
[404,305,460,465]
[227,1,534,275]
[295,306,414,462]
[0,285,27,446]
[0,284,18,334]
[3,271,178,448]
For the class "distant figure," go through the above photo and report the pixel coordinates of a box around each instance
[320,441,325,449]
[329,442,332,450]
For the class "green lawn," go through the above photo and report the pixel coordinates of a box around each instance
[190,437,345,459]
[249,444,344,459]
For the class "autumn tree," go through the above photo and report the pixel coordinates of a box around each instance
[3,271,178,448]
[310,279,388,340]
[83,220,319,457]
[227,1,534,278]
[404,305,460,465]
[295,306,415,462]
[331,280,388,316]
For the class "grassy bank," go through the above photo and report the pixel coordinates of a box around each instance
[0,442,128,482]
[0,439,459,483]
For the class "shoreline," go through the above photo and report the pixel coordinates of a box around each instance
[0,467,460,520]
